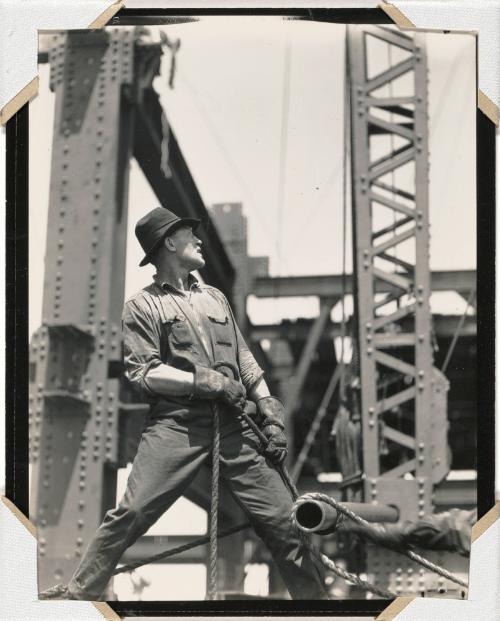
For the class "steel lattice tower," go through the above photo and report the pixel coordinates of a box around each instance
[347,25,463,595]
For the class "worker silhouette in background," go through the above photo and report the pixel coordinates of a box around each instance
[41,207,327,601]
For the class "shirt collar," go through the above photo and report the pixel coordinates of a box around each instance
[153,272,199,294]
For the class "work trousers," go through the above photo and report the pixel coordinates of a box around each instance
[67,412,327,600]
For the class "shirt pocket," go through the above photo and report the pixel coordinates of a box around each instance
[207,313,232,347]
[165,314,193,349]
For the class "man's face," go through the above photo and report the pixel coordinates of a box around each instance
[168,226,205,270]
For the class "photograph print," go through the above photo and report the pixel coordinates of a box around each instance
[28,14,479,605]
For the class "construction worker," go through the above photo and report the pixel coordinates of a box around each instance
[41,207,327,600]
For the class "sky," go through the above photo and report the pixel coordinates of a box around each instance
[30,19,477,334]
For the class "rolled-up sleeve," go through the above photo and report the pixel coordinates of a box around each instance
[234,322,265,392]
[122,299,162,400]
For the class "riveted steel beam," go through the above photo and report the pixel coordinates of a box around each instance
[348,24,453,596]
[31,29,136,590]
[252,270,475,298]
[249,314,476,343]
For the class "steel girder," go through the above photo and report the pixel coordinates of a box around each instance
[252,270,475,298]
[30,29,137,590]
[347,26,458,596]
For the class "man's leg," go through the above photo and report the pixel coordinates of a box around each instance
[64,418,210,600]
[220,425,328,600]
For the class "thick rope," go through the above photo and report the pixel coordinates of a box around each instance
[298,493,468,589]
[301,536,395,599]
[113,522,250,576]
[207,403,220,600]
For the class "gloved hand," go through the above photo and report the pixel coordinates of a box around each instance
[193,365,246,413]
[261,424,288,464]
[256,396,287,464]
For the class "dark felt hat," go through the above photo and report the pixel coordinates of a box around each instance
[135,207,200,267]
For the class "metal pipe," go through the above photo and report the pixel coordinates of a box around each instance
[293,499,399,533]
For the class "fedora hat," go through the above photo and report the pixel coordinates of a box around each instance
[135,207,200,267]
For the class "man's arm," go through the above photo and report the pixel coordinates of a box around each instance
[144,364,194,396]
[216,292,265,394]
[122,299,194,398]
[247,376,271,401]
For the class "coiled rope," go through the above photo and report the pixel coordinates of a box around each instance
[295,493,468,589]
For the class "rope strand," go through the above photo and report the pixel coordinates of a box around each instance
[207,403,221,600]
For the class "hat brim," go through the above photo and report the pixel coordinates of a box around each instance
[139,217,200,266]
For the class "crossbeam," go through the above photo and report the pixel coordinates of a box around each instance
[252,270,475,298]
[249,314,476,343]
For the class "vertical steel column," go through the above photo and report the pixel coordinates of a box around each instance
[30,29,136,590]
[348,25,452,595]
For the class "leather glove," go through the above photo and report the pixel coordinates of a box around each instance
[193,365,246,413]
[261,424,288,464]
[256,396,287,464]
[256,396,286,429]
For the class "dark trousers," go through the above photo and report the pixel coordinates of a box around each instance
[67,414,327,600]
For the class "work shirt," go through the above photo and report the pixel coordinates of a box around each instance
[122,274,264,425]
